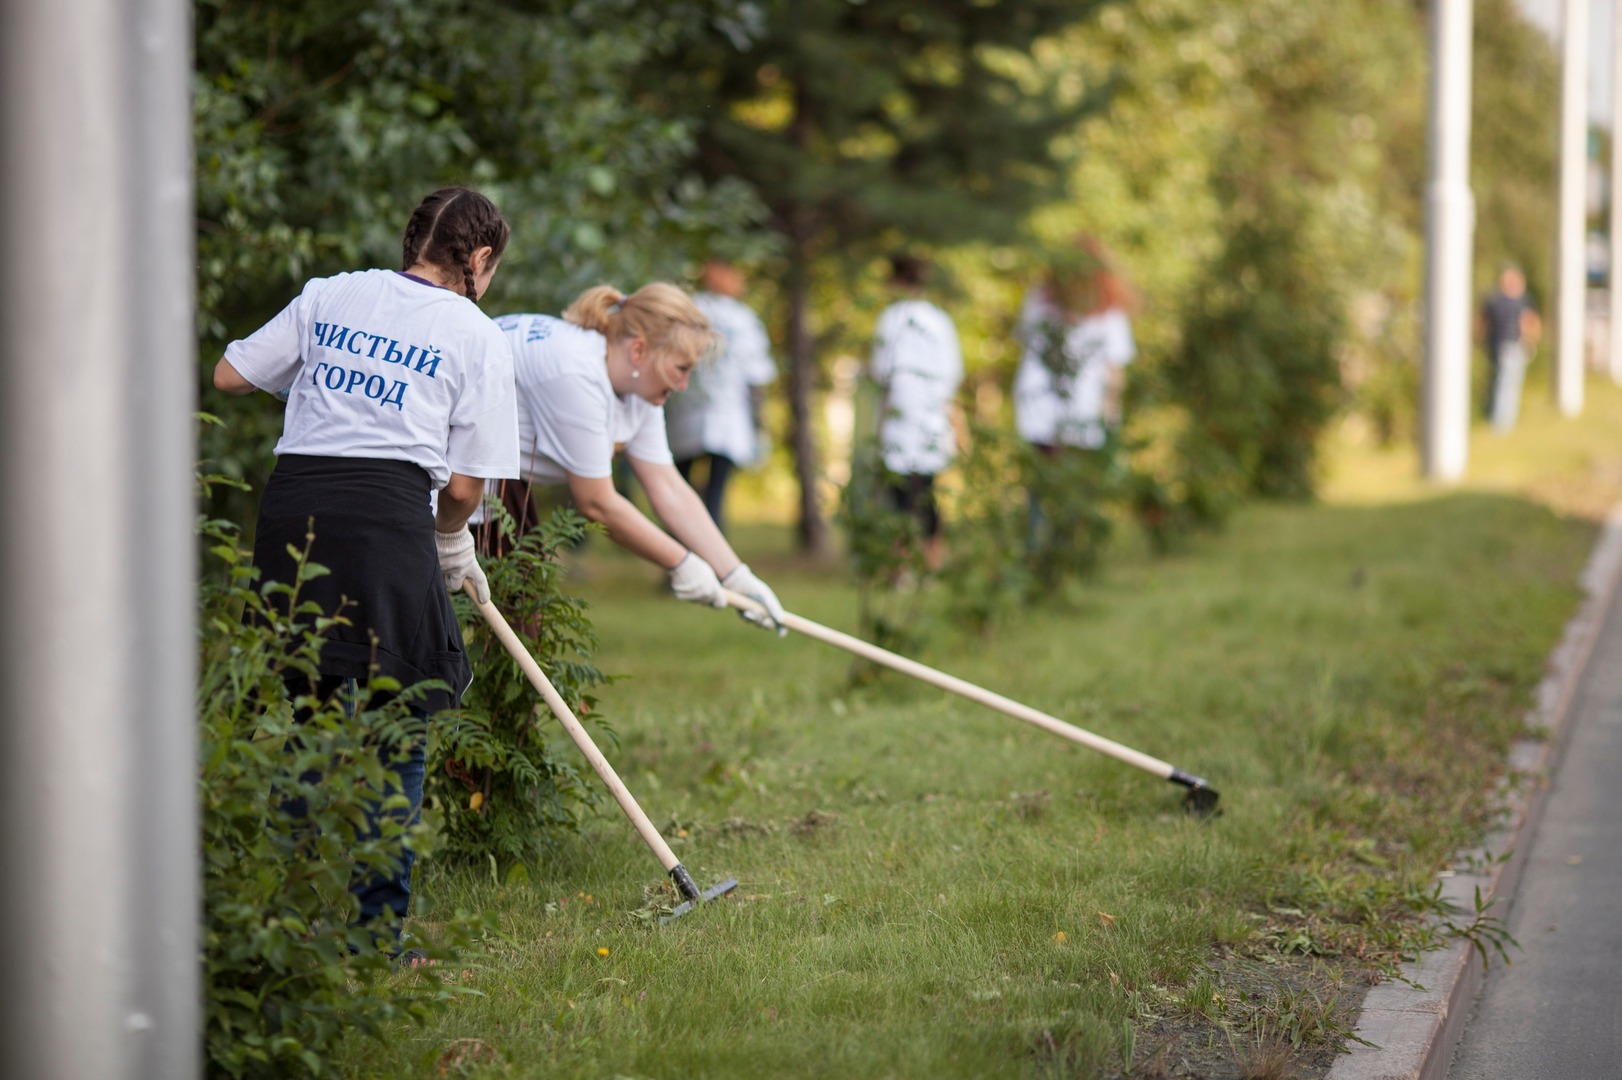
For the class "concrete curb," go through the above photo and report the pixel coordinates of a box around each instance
[1326,504,1622,1080]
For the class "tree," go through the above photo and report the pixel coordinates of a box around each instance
[1159,0,1427,500]
[664,0,1107,552]
[1470,0,1559,303]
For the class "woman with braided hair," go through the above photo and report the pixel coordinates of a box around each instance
[211,187,519,949]
[477,283,789,634]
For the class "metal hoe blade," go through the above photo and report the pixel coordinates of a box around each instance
[1169,769,1222,818]
[1183,784,1222,818]
[660,876,739,923]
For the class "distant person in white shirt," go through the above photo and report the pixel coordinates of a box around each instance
[664,259,777,534]
[1013,236,1137,553]
[212,187,518,948]
[480,283,788,634]
[868,253,964,570]
[1013,236,1137,453]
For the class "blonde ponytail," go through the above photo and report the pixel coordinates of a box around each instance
[562,285,627,334]
[563,282,716,364]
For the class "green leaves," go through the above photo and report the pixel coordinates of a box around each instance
[197,502,485,1079]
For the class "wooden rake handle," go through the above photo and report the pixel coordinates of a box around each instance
[722,588,1192,785]
[465,584,703,898]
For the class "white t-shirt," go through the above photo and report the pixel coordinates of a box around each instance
[664,292,776,464]
[498,314,674,485]
[869,299,963,475]
[224,269,519,488]
[1012,289,1135,449]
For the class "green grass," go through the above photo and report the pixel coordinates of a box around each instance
[341,377,1622,1079]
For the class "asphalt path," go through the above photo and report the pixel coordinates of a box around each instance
[1446,580,1622,1079]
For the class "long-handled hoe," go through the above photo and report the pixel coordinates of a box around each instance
[723,590,1220,816]
[466,584,738,920]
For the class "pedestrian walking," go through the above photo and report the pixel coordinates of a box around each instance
[1479,263,1541,433]
[868,253,963,571]
[480,283,789,633]
[665,259,777,533]
[211,187,519,952]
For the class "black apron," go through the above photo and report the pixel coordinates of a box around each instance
[251,454,471,712]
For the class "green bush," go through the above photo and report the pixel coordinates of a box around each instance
[1165,201,1347,502]
[1118,438,1201,556]
[1022,435,1128,591]
[835,438,933,677]
[937,421,1032,635]
[431,507,612,875]
[197,470,486,1079]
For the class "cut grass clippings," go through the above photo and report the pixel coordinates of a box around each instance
[345,378,1622,1079]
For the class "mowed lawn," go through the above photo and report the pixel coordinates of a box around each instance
[345,379,1622,1079]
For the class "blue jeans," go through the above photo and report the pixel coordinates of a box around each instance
[352,731,425,926]
[283,676,426,930]
[1489,341,1527,433]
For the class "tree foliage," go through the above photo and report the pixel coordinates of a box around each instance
[1471,0,1559,302]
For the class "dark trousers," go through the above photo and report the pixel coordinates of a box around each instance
[675,454,737,533]
[885,472,942,539]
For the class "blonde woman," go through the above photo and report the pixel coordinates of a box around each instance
[481,283,787,633]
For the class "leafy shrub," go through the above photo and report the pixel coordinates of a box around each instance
[430,507,611,875]
[937,421,1032,635]
[1022,434,1128,592]
[1108,401,1226,550]
[197,470,485,1079]
[835,438,933,676]
[1163,159,1350,503]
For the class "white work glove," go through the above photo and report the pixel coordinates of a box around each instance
[435,527,489,604]
[669,551,727,609]
[722,563,788,636]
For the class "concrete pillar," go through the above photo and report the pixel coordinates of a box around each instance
[1423,0,1476,481]
[0,0,199,1076]
[1611,0,1622,382]
[1556,0,1590,414]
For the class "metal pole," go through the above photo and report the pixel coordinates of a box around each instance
[1611,0,1622,382]
[1556,0,1590,414]
[1423,0,1476,481]
[0,0,198,1077]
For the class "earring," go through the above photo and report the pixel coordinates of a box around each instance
[631,367,640,379]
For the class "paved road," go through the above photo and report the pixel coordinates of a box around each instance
[1446,583,1622,1079]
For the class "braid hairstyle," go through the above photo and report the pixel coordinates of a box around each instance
[563,282,716,366]
[399,187,511,303]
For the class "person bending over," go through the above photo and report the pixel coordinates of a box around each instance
[478,283,788,634]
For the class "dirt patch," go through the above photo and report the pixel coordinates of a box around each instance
[1101,948,1371,1079]
[790,808,841,838]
